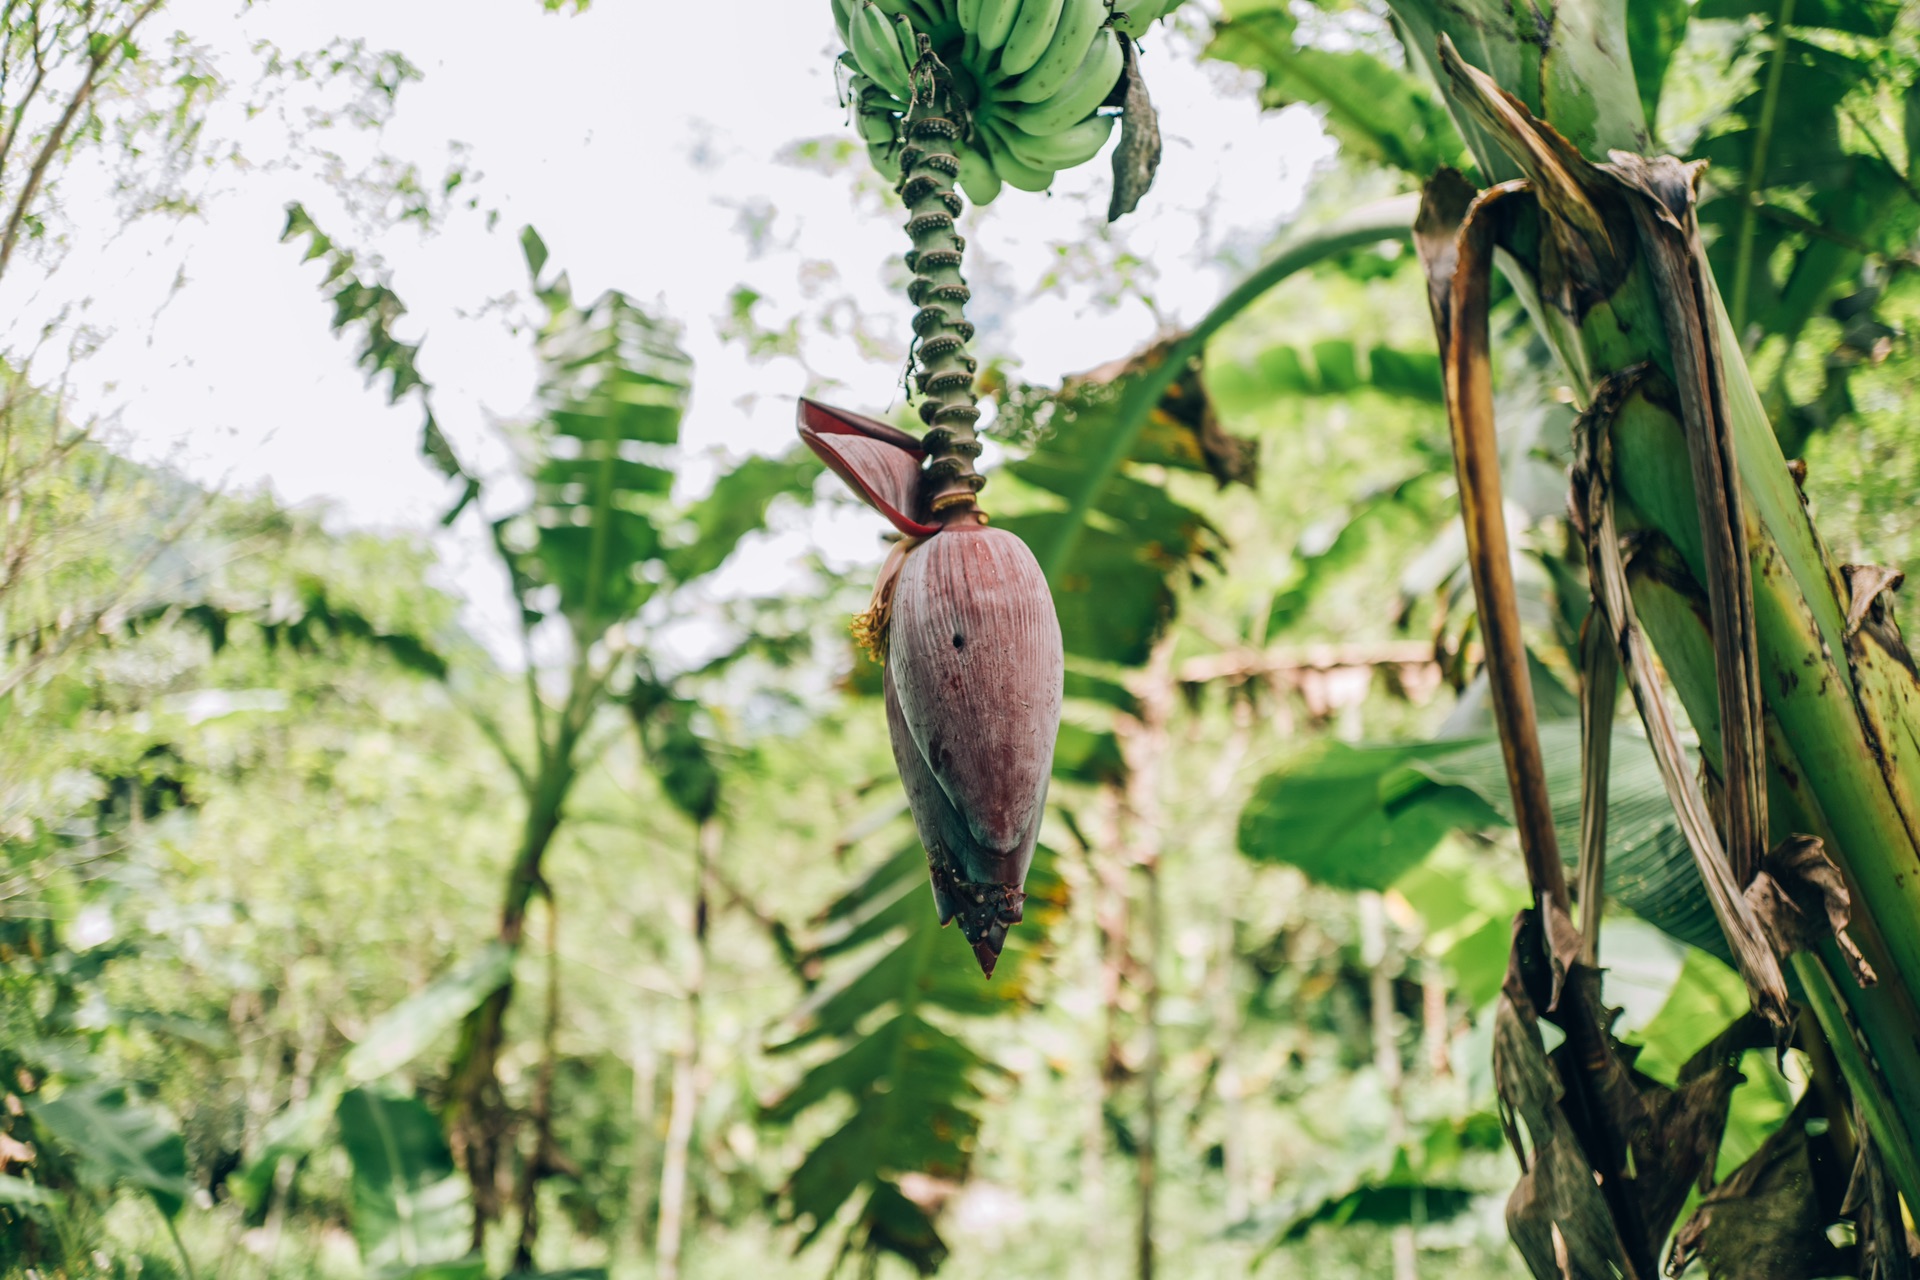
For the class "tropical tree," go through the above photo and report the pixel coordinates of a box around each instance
[278,209,820,1262]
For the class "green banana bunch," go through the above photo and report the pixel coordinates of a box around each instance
[845,63,907,179]
[831,0,1177,202]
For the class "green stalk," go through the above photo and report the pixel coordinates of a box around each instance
[1793,950,1920,1207]
[159,1206,198,1280]
[1035,197,1419,582]
[1729,0,1796,338]
[447,685,592,1239]
[900,39,986,526]
[1626,548,1920,1208]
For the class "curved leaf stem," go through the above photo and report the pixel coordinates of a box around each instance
[1729,0,1795,339]
[1036,195,1418,583]
[160,1206,198,1280]
[1793,949,1920,1212]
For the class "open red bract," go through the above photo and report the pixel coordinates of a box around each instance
[797,398,940,538]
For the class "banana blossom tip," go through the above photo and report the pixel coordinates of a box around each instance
[800,395,1063,978]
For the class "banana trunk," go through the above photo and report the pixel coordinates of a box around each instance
[1385,0,1920,1225]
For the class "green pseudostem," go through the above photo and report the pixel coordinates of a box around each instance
[899,36,985,525]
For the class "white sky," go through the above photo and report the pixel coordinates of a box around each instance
[8,0,1333,655]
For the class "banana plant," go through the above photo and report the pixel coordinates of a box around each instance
[1198,0,1920,1269]
[1207,0,1920,454]
[1191,0,1920,1266]
[283,210,819,1246]
[810,0,1213,982]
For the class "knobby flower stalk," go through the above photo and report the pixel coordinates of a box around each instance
[900,35,985,526]
[795,40,1063,979]
[798,395,1063,978]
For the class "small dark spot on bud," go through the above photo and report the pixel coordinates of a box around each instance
[952,633,965,649]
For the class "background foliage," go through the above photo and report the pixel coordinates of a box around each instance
[6,0,1920,1277]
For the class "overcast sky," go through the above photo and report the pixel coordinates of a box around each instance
[9,0,1332,654]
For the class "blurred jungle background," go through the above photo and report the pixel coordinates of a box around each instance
[7,0,1920,1277]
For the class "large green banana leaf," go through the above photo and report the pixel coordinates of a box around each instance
[765,842,1064,1275]
[337,1086,480,1278]
[1239,721,1726,959]
[28,1082,193,1220]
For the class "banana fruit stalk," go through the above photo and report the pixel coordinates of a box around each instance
[836,0,1182,201]
[798,399,1064,975]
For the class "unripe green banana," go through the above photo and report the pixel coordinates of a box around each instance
[893,12,920,72]
[857,109,900,147]
[976,120,1054,191]
[850,71,907,115]
[852,1,912,99]
[868,139,902,181]
[974,0,1022,51]
[996,0,1066,78]
[1111,0,1169,35]
[957,143,1004,205]
[835,0,1134,195]
[1001,26,1121,135]
[999,0,1104,103]
[832,0,854,45]
[995,109,1112,167]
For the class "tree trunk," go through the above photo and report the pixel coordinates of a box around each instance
[1421,963,1451,1081]
[655,817,716,1280]
[512,895,565,1271]
[450,712,588,1243]
[449,788,565,1241]
[259,994,322,1271]
[1086,785,1129,1280]
[1208,699,1257,1227]
[1120,645,1174,1280]
[629,1007,659,1261]
[1215,896,1249,1227]
[1134,851,1161,1280]
[1361,891,1417,1280]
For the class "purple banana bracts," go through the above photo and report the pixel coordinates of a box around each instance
[799,398,1064,976]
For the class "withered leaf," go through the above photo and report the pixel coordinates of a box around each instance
[1497,909,1765,1280]
[1842,564,1906,642]
[1107,34,1161,224]
[1667,1095,1852,1280]
[1745,834,1876,988]
[1841,1100,1917,1280]
[1061,339,1256,488]
[1606,153,1770,901]
[1841,562,1918,676]
[1571,368,1793,1032]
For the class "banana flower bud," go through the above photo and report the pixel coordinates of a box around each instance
[799,398,1063,975]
